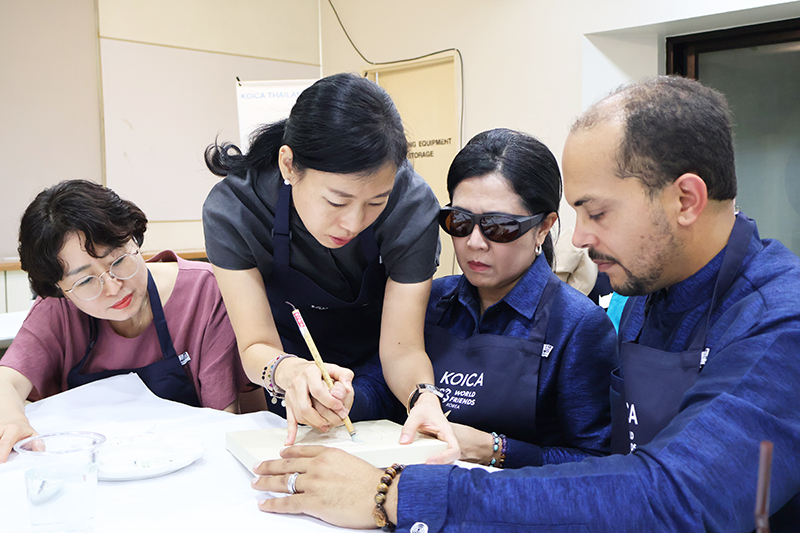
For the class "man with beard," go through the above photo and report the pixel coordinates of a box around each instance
[248,76,800,532]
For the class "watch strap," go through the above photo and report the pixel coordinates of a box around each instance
[406,383,444,413]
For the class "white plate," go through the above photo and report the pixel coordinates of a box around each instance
[97,434,205,481]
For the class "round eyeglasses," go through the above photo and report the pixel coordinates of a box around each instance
[61,250,141,301]
[438,206,545,243]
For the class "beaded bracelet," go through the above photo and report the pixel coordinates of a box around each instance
[498,433,508,468]
[489,432,508,468]
[373,463,405,532]
[261,353,297,405]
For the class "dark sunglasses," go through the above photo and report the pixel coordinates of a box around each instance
[438,206,545,243]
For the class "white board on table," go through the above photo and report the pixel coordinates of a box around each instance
[227,419,447,471]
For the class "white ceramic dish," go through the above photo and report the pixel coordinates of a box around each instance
[97,434,205,481]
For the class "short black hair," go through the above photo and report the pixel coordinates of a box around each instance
[572,76,737,200]
[19,180,147,298]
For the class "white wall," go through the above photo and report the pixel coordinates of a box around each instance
[0,0,321,312]
[319,0,800,230]
[0,0,102,260]
[98,0,320,64]
[2,0,798,311]
[0,0,321,260]
[97,0,321,253]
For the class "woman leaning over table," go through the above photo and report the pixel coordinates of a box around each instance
[339,129,618,469]
[423,128,617,468]
[202,73,457,459]
[248,129,619,527]
[0,180,250,462]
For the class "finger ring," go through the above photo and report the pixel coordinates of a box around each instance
[286,472,300,495]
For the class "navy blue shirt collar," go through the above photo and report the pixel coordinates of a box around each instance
[654,247,726,314]
[453,253,551,325]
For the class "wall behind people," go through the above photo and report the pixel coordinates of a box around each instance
[0,0,321,261]
[317,0,800,231]
[4,0,799,266]
[0,0,102,261]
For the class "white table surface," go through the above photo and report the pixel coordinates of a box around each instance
[0,374,360,533]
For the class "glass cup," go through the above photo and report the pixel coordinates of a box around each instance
[14,432,106,533]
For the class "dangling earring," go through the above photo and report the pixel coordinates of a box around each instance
[535,243,542,256]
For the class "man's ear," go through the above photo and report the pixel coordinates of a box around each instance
[672,173,708,227]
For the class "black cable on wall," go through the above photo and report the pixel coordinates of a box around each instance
[327,0,465,148]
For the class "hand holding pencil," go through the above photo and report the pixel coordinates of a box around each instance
[287,302,362,443]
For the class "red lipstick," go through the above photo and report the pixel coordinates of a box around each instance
[111,293,133,310]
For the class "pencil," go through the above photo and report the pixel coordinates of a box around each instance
[287,302,361,442]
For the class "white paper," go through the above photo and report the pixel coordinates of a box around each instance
[236,79,317,151]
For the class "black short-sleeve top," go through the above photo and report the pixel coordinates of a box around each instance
[202,161,441,302]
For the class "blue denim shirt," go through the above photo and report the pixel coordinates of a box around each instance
[396,219,800,532]
[428,253,617,467]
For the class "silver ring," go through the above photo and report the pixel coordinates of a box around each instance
[286,472,300,495]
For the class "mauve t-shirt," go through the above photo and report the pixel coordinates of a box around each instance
[1,251,249,409]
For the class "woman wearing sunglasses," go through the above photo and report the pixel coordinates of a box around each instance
[0,180,250,463]
[424,128,618,468]
[202,73,456,458]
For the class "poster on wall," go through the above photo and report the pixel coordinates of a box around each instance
[236,79,317,152]
[365,56,461,276]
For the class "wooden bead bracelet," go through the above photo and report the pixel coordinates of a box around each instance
[373,463,405,531]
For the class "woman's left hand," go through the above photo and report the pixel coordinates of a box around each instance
[450,423,494,464]
[400,393,460,464]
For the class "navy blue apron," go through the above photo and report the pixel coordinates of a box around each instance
[610,213,755,454]
[423,272,559,439]
[263,183,387,415]
[67,270,201,407]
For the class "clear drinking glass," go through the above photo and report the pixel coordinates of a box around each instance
[14,432,106,533]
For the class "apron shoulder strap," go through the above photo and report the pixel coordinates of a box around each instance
[147,270,179,360]
[72,315,100,375]
[687,212,756,353]
[427,279,463,325]
[273,182,292,266]
[357,225,380,263]
[527,273,560,344]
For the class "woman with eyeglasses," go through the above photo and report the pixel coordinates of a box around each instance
[0,180,250,463]
[423,128,618,468]
[202,73,456,459]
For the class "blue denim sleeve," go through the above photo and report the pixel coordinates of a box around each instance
[395,464,455,533]
[526,297,616,467]
[394,328,800,531]
[502,438,544,468]
[347,353,404,422]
